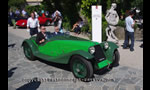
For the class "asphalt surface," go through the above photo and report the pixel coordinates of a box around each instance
[8,26,143,90]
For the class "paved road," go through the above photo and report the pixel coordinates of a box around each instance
[8,26,143,90]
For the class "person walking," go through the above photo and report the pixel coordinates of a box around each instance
[8,8,15,27]
[123,11,135,51]
[27,12,40,37]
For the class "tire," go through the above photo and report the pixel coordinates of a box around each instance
[45,20,51,26]
[70,55,93,79]
[23,43,36,61]
[111,49,120,67]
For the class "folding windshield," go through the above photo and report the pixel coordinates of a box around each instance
[45,32,70,41]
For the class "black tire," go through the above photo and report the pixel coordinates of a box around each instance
[45,20,51,26]
[70,55,93,79]
[23,43,36,61]
[111,49,120,67]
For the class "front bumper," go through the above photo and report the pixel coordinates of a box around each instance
[97,59,112,69]
[92,45,112,70]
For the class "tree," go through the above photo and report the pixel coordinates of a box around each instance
[8,0,26,9]
[80,0,97,32]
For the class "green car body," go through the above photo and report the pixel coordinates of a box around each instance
[22,33,119,79]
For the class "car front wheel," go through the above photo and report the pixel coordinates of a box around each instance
[111,49,120,68]
[70,55,93,79]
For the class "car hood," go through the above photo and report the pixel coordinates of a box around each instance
[48,35,100,49]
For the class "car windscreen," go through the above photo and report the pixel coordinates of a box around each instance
[45,32,89,41]
[45,32,70,40]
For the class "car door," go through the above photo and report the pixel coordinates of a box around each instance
[38,40,62,57]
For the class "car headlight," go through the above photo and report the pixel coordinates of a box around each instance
[22,23,25,25]
[104,42,109,50]
[89,46,95,54]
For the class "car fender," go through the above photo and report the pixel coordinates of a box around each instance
[62,50,94,64]
[70,50,94,60]
[50,50,94,64]
[107,41,119,51]
[100,41,119,61]
[21,39,39,55]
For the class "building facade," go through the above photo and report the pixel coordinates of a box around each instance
[26,0,43,6]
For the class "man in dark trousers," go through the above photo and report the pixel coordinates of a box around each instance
[27,12,40,36]
[123,11,135,51]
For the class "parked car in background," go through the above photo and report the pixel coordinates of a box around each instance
[16,16,53,28]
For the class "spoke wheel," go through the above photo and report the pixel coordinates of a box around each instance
[70,56,93,79]
[73,60,87,78]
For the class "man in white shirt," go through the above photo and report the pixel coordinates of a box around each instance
[123,11,135,51]
[27,12,40,36]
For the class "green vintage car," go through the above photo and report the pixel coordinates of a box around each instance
[22,32,120,79]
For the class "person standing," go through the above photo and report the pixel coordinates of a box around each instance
[21,9,27,18]
[27,12,40,37]
[8,8,15,27]
[53,10,63,33]
[15,8,20,17]
[123,11,135,51]
[34,11,39,18]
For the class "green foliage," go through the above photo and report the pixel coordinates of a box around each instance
[80,0,96,39]
[102,14,107,41]
[62,16,72,31]
[80,0,109,41]
[81,0,97,18]
[81,0,97,33]
[25,5,45,15]
[8,0,26,9]
[42,0,81,31]
[9,6,17,12]
[81,24,89,33]
[62,2,81,31]
[118,20,125,27]
[106,0,111,9]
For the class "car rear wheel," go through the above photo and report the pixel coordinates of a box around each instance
[23,43,36,61]
[70,56,93,79]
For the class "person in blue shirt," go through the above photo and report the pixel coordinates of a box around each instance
[123,11,135,51]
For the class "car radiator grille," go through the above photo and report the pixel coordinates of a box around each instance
[93,45,106,62]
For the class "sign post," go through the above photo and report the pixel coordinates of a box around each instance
[92,5,102,43]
